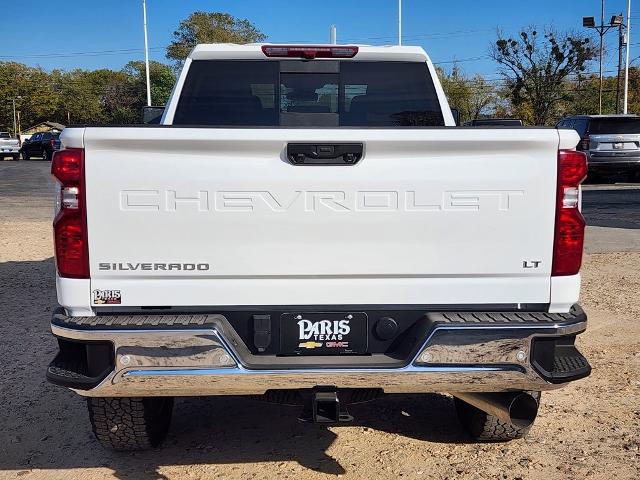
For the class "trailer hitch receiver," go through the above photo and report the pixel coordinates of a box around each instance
[299,387,353,423]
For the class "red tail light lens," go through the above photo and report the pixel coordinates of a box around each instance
[552,150,587,276]
[558,149,589,185]
[52,148,88,278]
[54,214,88,277]
[261,45,358,59]
[52,148,83,185]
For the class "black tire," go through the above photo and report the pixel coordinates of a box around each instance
[12,154,19,161]
[87,397,174,451]
[21,150,29,161]
[454,391,541,442]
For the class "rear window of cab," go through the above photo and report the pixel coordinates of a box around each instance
[588,118,640,135]
[173,60,444,127]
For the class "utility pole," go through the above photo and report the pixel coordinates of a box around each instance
[616,17,623,113]
[398,0,402,46]
[12,98,17,137]
[583,2,622,114]
[623,0,632,114]
[11,96,21,137]
[599,0,605,114]
[142,0,152,107]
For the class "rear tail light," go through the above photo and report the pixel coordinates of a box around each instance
[579,136,590,150]
[261,45,358,59]
[552,150,588,276]
[52,148,88,278]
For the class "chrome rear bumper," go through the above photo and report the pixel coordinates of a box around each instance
[48,308,590,397]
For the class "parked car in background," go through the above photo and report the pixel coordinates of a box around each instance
[557,115,640,180]
[463,118,524,127]
[20,131,61,161]
[0,131,21,160]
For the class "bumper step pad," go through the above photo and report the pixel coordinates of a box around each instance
[426,305,586,325]
[549,347,592,382]
[532,343,591,384]
[47,353,112,389]
[51,309,219,330]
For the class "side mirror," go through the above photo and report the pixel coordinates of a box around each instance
[142,106,165,124]
[450,107,461,126]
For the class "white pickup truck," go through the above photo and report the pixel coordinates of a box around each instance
[47,43,591,450]
[0,131,20,160]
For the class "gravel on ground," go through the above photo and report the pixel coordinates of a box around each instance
[0,219,638,480]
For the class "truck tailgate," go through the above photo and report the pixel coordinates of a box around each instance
[83,127,565,307]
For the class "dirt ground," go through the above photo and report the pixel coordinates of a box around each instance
[1,217,639,479]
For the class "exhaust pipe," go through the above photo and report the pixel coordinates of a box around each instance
[452,392,539,428]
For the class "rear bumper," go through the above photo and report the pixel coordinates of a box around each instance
[47,307,590,397]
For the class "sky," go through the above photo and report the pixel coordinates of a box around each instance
[0,0,638,79]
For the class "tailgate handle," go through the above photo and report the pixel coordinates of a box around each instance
[287,143,363,165]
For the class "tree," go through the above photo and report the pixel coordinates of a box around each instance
[0,62,59,134]
[437,66,500,124]
[565,74,617,116]
[101,70,140,125]
[52,68,138,125]
[491,28,596,125]
[53,69,115,125]
[1,60,178,129]
[123,60,176,106]
[627,67,640,114]
[166,12,266,64]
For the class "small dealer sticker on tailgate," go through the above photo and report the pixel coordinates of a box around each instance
[92,289,122,305]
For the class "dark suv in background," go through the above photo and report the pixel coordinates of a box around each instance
[557,115,640,180]
[20,131,61,161]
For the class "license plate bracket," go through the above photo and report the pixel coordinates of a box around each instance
[280,312,368,355]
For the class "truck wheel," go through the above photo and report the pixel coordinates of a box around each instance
[21,151,29,161]
[87,397,174,450]
[12,154,19,161]
[454,391,541,442]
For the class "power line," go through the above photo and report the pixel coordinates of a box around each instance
[0,28,497,61]
[433,56,489,65]
[0,47,166,60]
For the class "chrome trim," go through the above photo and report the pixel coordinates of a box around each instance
[415,321,586,365]
[50,320,587,397]
[98,365,545,397]
[51,324,237,372]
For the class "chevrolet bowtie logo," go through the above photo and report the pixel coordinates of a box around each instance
[298,341,323,349]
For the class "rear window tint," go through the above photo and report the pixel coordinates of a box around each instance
[174,61,279,126]
[589,118,640,135]
[173,60,444,127]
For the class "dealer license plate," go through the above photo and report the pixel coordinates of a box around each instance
[280,312,368,355]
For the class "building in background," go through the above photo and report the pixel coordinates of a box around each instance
[20,121,65,142]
